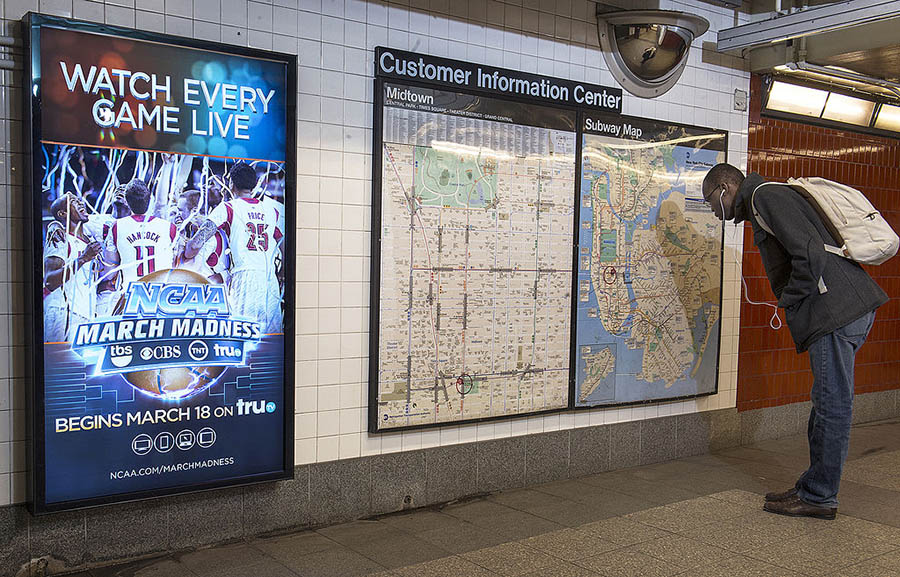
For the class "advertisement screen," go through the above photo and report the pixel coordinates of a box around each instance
[26,15,296,512]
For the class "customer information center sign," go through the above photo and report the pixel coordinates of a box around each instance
[370,48,723,432]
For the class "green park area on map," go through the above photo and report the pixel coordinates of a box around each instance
[415,146,498,208]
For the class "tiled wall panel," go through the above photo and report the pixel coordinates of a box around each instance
[0,0,751,506]
[739,83,900,411]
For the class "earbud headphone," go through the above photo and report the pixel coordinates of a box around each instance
[717,183,783,330]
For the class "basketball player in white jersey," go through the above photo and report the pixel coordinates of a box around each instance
[184,162,284,333]
[104,179,177,290]
[172,189,229,284]
[43,193,102,341]
[91,186,132,317]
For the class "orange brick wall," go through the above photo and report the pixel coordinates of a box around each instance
[738,101,900,411]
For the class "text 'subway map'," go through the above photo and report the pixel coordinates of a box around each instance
[575,116,726,407]
[374,83,576,430]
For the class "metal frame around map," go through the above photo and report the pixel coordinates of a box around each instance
[568,111,728,411]
[368,48,728,433]
[369,74,585,433]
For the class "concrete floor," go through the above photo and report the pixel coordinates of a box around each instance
[80,418,900,577]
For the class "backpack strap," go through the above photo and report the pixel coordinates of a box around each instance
[751,181,834,295]
[752,182,847,258]
[750,182,775,235]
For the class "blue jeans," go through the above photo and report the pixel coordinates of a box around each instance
[796,311,875,508]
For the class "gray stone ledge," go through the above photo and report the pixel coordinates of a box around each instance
[4,396,898,576]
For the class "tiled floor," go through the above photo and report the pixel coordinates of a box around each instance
[83,419,900,577]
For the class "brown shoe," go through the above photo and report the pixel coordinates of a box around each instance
[765,487,798,502]
[763,496,836,520]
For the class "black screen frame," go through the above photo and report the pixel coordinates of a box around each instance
[24,13,297,514]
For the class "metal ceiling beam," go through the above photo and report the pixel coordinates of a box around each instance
[716,0,900,54]
[744,16,900,69]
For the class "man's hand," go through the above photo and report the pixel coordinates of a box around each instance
[184,219,216,260]
[78,242,102,267]
[47,221,65,245]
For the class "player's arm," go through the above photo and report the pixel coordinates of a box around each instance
[274,225,285,285]
[184,219,217,260]
[102,221,121,265]
[43,243,101,292]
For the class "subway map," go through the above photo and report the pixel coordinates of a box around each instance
[575,120,726,406]
[374,91,576,430]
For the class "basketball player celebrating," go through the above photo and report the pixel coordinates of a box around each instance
[104,179,178,289]
[43,193,102,341]
[173,189,229,284]
[92,185,132,317]
[184,162,284,333]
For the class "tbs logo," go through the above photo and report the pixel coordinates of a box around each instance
[140,345,182,361]
[108,344,133,368]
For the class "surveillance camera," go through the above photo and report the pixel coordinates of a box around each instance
[596,9,709,98]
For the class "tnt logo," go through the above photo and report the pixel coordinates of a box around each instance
[109,344,133,368]
[213,344,241,358]
[188,340,209,361]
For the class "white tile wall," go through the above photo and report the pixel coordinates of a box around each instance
[0,0,751,505]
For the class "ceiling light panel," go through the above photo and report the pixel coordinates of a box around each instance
[874,103,900,132]
[821,93,875,126]
[766,81,828,117]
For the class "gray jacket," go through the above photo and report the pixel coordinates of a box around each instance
[734,173,888,352]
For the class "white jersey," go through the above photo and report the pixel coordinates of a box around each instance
[176,228,230,281]
[82,215,112,244]
[44,232,95,341]
[110,214,177,286]
[209,197,283,274]
[86,214,120,317]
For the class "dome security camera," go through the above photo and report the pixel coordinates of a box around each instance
[597,9,709,98]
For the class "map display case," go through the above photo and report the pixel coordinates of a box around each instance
[370,78,580,431]
[573,114,727,407]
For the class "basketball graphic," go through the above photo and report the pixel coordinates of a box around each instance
[115,268,226,400]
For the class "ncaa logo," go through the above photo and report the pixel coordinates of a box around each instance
[188,340,209,361]
[109,344,133,368]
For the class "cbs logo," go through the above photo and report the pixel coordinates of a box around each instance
[140,345,182,361]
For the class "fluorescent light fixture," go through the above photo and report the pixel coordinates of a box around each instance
[821,93,875,126]
[766,81,828,117]
[874,103,900,132]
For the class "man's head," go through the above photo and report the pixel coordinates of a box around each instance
[125,179,152,215]
[207,180,225,209]
[50,192,89,226]
[228,162,257,198]
[701,163,745,221]
[176,189,202,223]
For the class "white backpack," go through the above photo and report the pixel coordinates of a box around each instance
[751,177,899,266]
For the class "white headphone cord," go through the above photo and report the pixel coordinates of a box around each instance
[720,187,782,331]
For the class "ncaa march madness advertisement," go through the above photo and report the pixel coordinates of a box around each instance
[27,15,296,510]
